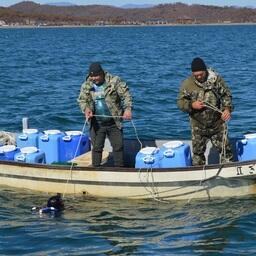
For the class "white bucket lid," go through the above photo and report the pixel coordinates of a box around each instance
[163,140,184,149]
[65,131,82,136]
[140,147,158,155]
[0,145,16,153]
[20,146,38,154]
[244,133,256,139]
[22,128,38,134]
[44,129,61,135]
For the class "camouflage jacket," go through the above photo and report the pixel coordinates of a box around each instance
[177,68,233,129]
[77,71,132,129]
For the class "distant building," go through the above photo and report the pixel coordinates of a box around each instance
[146,19,169,25]
[176,16,195,24]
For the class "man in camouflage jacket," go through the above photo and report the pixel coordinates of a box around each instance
[177,57,233,165]
[78,62,132,167]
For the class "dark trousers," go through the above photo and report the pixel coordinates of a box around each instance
[90,121,124,167]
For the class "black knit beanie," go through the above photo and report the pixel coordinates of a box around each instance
[88,62,104,76]
[191,57,207,72]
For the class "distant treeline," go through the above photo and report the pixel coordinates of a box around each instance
[1,1,256,26]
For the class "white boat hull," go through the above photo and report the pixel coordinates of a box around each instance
[1,159,256,200]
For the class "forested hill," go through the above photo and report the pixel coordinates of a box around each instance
[0,1,256,26]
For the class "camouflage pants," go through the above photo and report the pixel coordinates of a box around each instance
[191,123,233,166]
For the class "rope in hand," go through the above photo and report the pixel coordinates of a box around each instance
[202,101,223,114]
[202,101,229,164]
[92,114,143,149]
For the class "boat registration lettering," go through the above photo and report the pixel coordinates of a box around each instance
[248,165,256,174]
[236,166,243,176]
[236,165,256,176]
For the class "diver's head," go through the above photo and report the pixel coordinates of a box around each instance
[47,193,64,211]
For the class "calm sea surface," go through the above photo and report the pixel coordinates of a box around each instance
[0,25,256,255]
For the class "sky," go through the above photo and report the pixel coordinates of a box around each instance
[0,0,256,8]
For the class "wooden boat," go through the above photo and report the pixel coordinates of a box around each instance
[1,137,256,201]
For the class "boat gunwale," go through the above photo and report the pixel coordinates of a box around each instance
[0,158,256,172]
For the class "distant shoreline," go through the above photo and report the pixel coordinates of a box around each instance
[1,22,256,29]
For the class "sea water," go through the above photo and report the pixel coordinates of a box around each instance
[1,25,256,255]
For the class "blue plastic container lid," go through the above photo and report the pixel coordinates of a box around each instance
[244,133,256,140]
[22,128,38,134]
[139,147,159,155]
[0,145,16,153]
[162,140,183,149]
[143,155,156,164]
[20,146,38,154]
[65,131,82,136]
[163,149,175,158]
[44,130,61,135]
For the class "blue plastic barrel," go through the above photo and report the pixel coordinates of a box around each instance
[0,147,4,160]
[159,141,192,168]
[59,131,90,162]
[135,147,160,169]
[38,130,64,164]
[236,133,256,161]
[0,145,20,161]
[16,129,39,148]
[15,146,45,164]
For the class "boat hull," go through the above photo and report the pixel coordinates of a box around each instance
[1,159,256,200]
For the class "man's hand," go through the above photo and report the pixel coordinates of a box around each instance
[122,109,132,120]
[85,108,93,120]
[221,108,231,122]
[192,101,205,110]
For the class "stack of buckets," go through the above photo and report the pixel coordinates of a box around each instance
[13,129,90,164]
[135,140,192,169]
[236,133,256,161]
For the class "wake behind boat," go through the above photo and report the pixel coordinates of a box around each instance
[1,126,256,201]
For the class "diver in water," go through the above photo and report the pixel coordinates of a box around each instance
[32,193,64,215]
